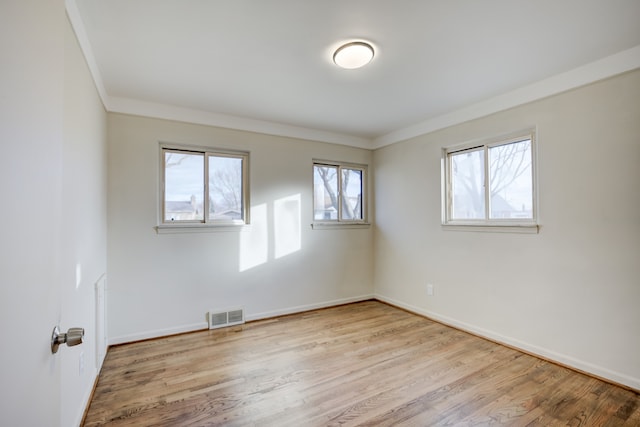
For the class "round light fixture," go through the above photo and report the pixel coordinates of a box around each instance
[333,41,375,69]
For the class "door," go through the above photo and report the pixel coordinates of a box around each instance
[0,1,65,425]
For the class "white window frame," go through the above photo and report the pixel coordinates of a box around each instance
[312,160,369,229]
[158,143,249,232]
[442,129,538,233]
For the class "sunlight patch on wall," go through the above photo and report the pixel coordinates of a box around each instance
[239,203,268,272]
[274,194,301,259]
[75,263,82,289]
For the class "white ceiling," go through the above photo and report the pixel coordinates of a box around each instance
[70,0,640,148]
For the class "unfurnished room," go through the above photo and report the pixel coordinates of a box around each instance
[1,1,639,426]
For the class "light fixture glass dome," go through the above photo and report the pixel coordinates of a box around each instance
[333,41,374,69]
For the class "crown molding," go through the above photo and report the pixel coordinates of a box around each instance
[65,0,109,110]
[65,1,371,148]
[107,97,374,148]
[66,0,639,151]
[373,44,640,149]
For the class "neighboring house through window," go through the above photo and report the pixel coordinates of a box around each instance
[161,144,249,226]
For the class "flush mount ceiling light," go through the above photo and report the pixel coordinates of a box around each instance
[333,41,375,69]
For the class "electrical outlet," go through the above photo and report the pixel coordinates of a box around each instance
[427,284,434,296]
[79,351,85,375]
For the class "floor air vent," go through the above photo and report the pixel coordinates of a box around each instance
[209,308,245,329]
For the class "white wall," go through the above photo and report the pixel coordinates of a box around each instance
[107,114,374,343]
[373,70,640,390]
[61,14,108,427]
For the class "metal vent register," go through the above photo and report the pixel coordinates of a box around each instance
[208,308,245,329]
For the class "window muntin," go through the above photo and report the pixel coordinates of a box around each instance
[444,131,536,227]
[313,162,366,222]
[162,146,248,225]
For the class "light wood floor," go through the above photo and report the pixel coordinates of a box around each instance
[83,301,639,426]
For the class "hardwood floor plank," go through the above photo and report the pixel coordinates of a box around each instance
[82,301,640,426]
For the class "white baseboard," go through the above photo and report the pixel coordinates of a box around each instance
[109,322,208,346]
[107,293,637,391]
[75,367,98,427]
[246,294,375,322]
[108,294,375,346]
[375,293,640,392]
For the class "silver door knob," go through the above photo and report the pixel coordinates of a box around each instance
[51,326,85,354]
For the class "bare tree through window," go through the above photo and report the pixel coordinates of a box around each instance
[208,156,243,220]
[162,147,247,224]
[447,136,534,222]
[314,163,365,221]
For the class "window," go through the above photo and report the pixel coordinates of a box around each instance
[442,130,537,230]
[161,145,249,226]
[313,161,367,223]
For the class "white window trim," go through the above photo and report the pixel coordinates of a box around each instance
[312,159,370,228]
[441,129,539,233]
[156,223,250,234]
[310,222,370,230]
[157,142,250,233]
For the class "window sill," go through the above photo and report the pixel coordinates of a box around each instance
[441,223,539,234]
[311,222,371,230]
[155,223,248,234]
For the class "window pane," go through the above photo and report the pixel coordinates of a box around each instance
[451,149,485,219]
[164,151,204,221]
[208,155,243,221]
[341,168,363,220]
[314,165,338,220]
[489,139,533,219]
